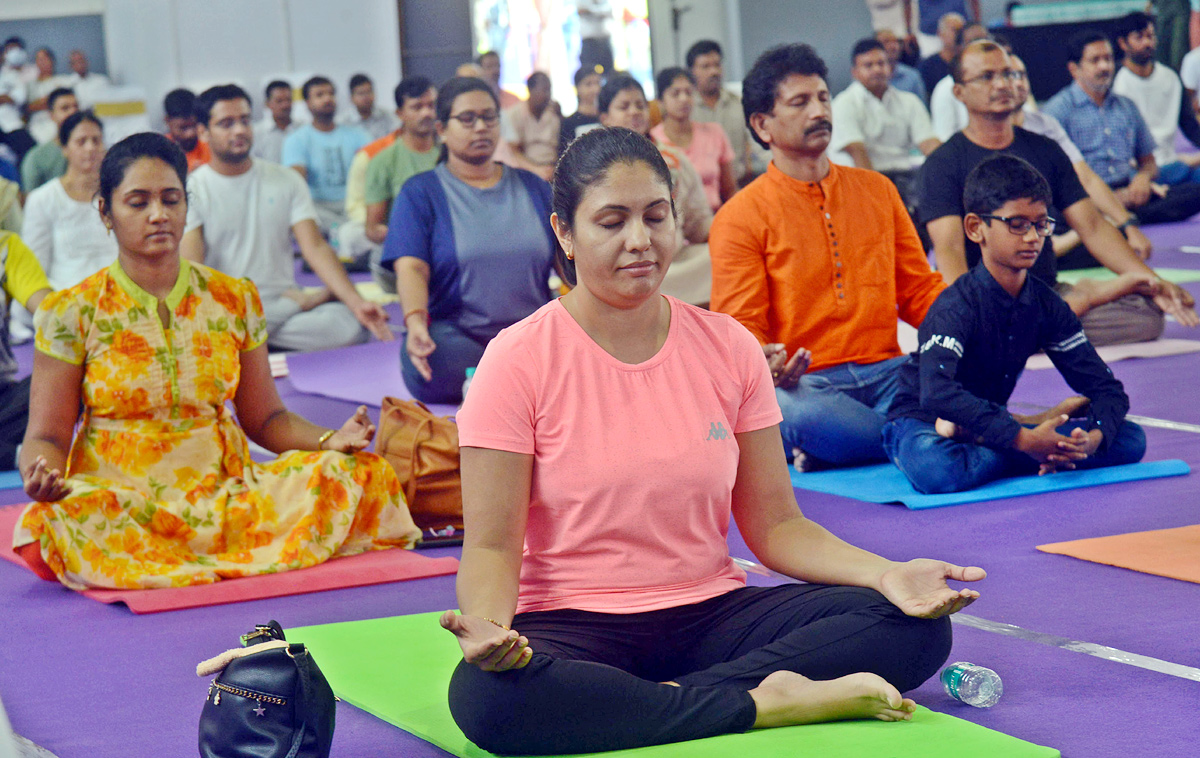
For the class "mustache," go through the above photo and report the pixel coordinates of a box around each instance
[805,120,832,136]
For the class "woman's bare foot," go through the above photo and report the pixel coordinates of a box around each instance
[749,671,917,728]
[284,287,334,312]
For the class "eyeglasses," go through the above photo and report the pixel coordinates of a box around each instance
[979,214,1057,236]
[447,110,499,127]
[961,69,1022,86]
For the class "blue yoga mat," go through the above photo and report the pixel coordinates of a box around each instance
[790,460,1190,509]
[0,471,22,490]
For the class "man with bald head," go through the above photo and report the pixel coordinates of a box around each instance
[876,29,926,101]
[918,13,965,97]
[919,39,1197,346]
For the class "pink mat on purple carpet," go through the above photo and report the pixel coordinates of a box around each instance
[0,505,458,613]
[284,340,458,416]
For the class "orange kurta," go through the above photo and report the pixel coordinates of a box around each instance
[710,161,944,372]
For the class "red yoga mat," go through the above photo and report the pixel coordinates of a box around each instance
[1037,525,1200,584]
[0,505,458,614]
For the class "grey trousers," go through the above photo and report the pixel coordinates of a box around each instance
[1057,285,1165,348]
[262,296,367,352]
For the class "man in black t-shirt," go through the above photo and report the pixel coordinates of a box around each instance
[558,68,602,157]
[919,40,1197,346]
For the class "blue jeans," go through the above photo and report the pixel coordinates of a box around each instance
[776,356,908,465]
[400,320,489,404]
[1156,161,1200,186]
[881,416,1148,494]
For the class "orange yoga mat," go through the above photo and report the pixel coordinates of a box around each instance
[1037,525,1200,584]
[0,504,458,613]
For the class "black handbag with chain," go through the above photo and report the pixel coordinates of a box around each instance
[197,620,336,758]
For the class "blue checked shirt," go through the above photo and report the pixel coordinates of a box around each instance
[1043,82,1157,186]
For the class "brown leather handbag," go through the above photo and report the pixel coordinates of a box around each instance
[375,397,463,537]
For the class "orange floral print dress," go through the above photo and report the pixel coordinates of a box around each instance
[13,260,420,590]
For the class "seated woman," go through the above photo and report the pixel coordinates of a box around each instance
[382,76,557,405]
[600,73,713,306]
[440,127,986,755]
[21,111,117,290]
[15,133,421,590]
[650,67,737,212]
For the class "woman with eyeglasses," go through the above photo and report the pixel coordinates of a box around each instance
[381,77,557,404]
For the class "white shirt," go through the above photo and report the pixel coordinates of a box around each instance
[830,81,934,171]
[1180,46,1200,92]
[1113,64,1183,166]
[27,75,74,144]
[338,107,398,141]
[66,71,112,108]
[0,67,26,132]
[1019,109,1085,165]
[184,160,318,300]
[21,178,117,290]
[251,115,300,165]
[577,0,612,38]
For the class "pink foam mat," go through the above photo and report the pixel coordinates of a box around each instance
[0,505,457,614]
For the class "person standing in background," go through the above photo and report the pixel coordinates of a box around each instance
[577,0,614,74]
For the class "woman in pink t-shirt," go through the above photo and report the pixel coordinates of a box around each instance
[441,127,985,755]
[650,67,737,211]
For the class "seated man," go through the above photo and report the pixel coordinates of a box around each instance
[1111,12,1200,186]
[65,49,109,107]
[689,39,763,183]
[885,155,1145,493]
[711,44,946,468]
[876,29,927,102]
[163,88,210,172]
[0,230,50,470]
[831,38,939,207]
[339,73,398,141]
[252,80,299,165]
[929,22,991,140]
[501,71,559,181]
[921,40,1197,347]
[282,76,369,233]
[918,13,965,98]
[1043,30,1200,225]
[558,66,602,156]
[181,84,392,353]
[19,87,77,193]
[362,76,438,290]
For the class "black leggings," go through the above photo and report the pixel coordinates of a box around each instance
[448,584,952,755]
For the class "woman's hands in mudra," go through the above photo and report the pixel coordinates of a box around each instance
[22,456,72,502]
[323,406,376,454]
[878,559,986,619]
[440,611,534,672]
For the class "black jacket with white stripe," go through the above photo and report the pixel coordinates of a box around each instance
[888,263,1130,453]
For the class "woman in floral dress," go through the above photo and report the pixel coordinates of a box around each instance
[15,133,420,590]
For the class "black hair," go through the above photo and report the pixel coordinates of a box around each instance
[654,67,694,100]
[35,46,55,64]
[301,76,334,101]
[3,37,24,50]
[349,73,372,92]
[551,127,674,286]
[742,44,827,149]
[58,110,102,148]
[527,71,551,90]
[477,51,499,64]
[47,87,75,112]
[194,84,251,126]
[949,39,1005,83]
[851,38,886,63]
[265,80,291,99]
[963,154,1052,217]
[1115,11,1156,41]
[598,73,645,114]
[434,77,500,164]
[574,66,602,88]
[1066,29,1111,65]
[98,132,188,212]
[685,39,722,69]
[394,75,433,109]
[163,88,197,120]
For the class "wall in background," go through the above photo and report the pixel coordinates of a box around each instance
[0,14,108,76]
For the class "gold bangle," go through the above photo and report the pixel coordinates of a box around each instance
[482,617,510,631]
[317,429,335,450]
[403,307,430,325]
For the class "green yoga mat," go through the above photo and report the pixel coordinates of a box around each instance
[290,612,1060,758]
[1056,267,1200,285]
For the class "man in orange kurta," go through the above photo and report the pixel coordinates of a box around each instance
[711,44,944,468]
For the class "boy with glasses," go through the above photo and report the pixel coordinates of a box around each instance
[885,154,1146,494]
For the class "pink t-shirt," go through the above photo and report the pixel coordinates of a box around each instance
[651,121,735,212]
[457,296,782,615]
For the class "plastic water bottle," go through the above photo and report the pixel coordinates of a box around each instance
[941,662,1003,708]
[461,367,476,401]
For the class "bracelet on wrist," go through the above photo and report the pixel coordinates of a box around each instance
[403,307,430,326]
[482,617,510,631]
[317,429,335,450]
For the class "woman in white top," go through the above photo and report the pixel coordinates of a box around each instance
[21,111,116,290]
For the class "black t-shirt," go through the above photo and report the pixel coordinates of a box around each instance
[918,55,950,100]
[559,112,601,156]
[918,127,1088,288]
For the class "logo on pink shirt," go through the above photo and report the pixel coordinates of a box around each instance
[705,422,730,441]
